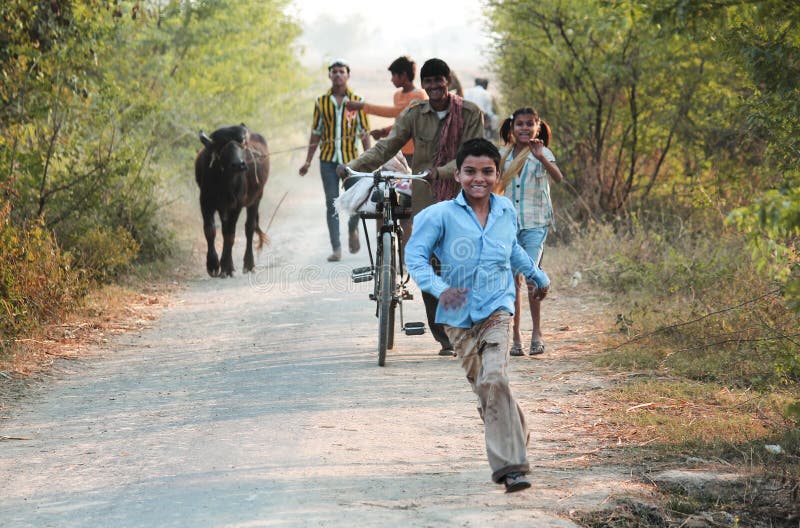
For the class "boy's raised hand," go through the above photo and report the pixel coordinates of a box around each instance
[439,287,469,311]
[526,282,549,300]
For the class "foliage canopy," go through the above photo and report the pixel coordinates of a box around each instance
[487,0,799,311]
[0,0,307,340]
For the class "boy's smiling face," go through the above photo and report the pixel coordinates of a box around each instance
[455,155,498,202]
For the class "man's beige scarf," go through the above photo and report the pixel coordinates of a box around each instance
[495,146,529,194]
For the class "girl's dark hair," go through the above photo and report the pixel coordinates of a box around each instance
[388,56,416,82]
[499,107,551,147]
[538,120,552,147]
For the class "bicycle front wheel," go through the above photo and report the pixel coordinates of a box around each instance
[377,230,396,366]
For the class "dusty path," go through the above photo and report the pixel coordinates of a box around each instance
[0,177,650,527]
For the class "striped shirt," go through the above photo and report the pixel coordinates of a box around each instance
[311,87,370,164]
[502,146,557,229]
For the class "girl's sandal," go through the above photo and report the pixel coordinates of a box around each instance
[529,339,546,356]
[510,342,525,356]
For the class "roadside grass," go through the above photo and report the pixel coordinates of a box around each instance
[600,378,794,449]
[0,211,198,379]
[562,213,800,525]
[0,171,199,383]
[0,261,183,379]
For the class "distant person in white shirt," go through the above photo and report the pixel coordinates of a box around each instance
[464,78,497,139]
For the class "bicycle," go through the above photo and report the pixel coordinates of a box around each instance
[345,167,432,366]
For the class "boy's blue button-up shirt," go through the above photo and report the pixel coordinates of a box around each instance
[405,192,550,329]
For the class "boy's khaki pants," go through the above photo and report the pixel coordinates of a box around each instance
[445,310,530,483]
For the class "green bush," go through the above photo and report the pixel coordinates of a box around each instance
[0,200,88,343]
[108,171,175,264]
[67,225,139,283]
[574,211,799,388]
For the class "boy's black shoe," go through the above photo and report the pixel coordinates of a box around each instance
[504,472,531,493]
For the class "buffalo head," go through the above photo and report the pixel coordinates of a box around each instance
[200,124,251,171]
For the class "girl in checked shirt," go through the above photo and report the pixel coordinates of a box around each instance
[496,107,563,357]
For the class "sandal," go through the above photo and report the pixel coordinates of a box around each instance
[529,339,545,356]
[510,342,524,356]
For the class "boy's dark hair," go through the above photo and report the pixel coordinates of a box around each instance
[388,56,416,82]
[456,138,501,170]
[420,58,450,80]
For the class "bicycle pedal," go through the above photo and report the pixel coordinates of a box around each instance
[351,267,373,283]
[403,321,426,335]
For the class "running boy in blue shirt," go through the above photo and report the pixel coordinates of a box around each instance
[405,137,550,492]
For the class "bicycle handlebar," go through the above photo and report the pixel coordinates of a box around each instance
[345,167,429,180]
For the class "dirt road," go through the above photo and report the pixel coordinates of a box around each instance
[0,177,650,527]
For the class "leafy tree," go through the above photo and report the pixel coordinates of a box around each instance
[0,0,306,267]
[646,1,800,310]
[0,0,307,340]
[126,0,308,156]
[485,0,762,221]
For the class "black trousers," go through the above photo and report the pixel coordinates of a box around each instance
[422,256,452,350]
[423,291,452,349]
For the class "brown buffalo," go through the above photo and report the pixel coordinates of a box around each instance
[195,124,269,277]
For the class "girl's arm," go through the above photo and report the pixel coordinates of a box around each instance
[530,140,563,183]
[539,157,563,183]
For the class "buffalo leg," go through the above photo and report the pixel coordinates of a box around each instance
[243,204,259,272]
[220,208,241,277]
[202,204,220,277]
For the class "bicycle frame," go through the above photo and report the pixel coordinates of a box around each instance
[346,168,428,365]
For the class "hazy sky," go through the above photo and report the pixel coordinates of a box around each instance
[286,0,494,78]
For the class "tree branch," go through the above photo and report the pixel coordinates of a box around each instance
[607,288,784,350]
[37,115,63,218]
[676,332,800,353]
[40,165,101,200]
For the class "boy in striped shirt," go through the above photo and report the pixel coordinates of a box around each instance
[299,59,371,262]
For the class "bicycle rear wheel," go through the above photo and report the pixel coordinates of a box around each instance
[387,233,398,351]
[377,231,395,366]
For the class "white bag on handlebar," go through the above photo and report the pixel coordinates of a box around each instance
[335,178,414,217]
[334,154,413,217]
[335,177,375,217]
